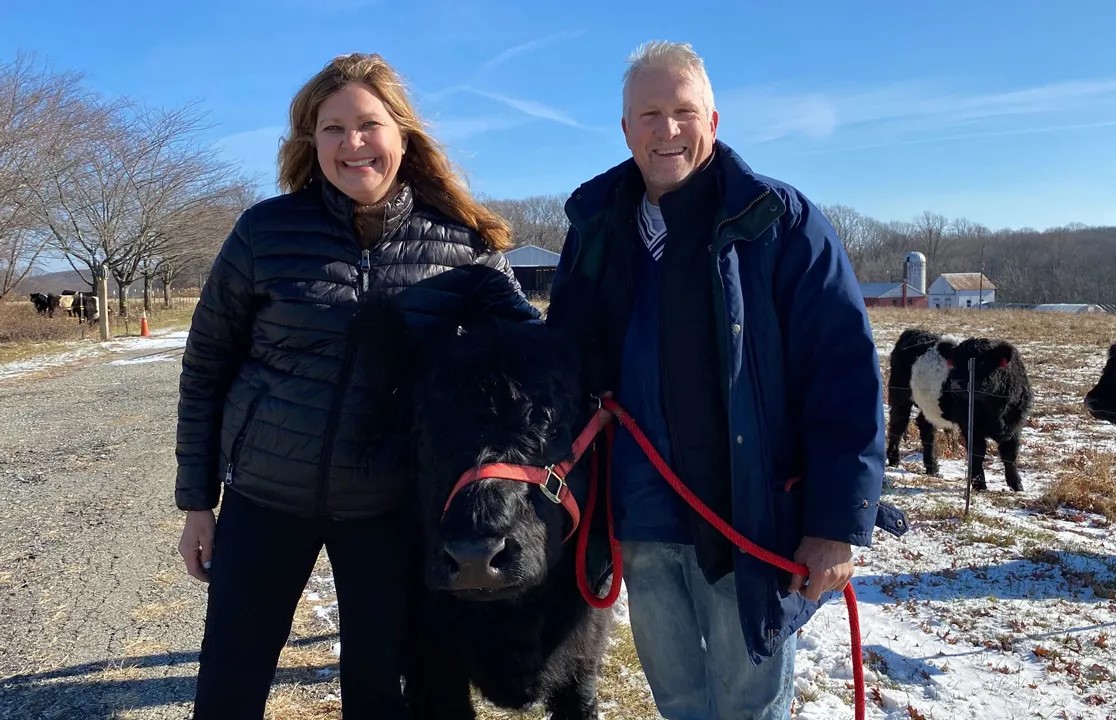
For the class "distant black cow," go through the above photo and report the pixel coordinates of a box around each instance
[404,317,612,719]
[886,328,1033,491]
[29,293,51,315]
[1084,344,1116,423]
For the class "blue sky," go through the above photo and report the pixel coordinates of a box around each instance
[4,0,1115,233]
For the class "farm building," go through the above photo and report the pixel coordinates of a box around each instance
[858,282,928,308]
[927,272,995,309]
[504,244,561,298]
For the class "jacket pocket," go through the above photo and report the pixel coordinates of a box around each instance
[224,386,269,485]
[875,501,909,538]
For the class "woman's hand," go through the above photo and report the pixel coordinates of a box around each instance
[179,510,216,583]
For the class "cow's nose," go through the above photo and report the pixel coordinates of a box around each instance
[443,537,510,589]
[1084,393,1099,411]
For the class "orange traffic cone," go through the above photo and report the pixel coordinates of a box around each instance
[140,312,150,337]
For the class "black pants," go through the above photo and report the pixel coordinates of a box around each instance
[193,489,416,719]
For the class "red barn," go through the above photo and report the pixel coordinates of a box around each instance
[858,282,928,308]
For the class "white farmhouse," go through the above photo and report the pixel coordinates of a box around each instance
[927,273,996,309]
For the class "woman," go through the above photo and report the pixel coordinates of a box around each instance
[175,52,539,718]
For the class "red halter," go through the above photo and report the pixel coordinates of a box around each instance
[441,405,615,543]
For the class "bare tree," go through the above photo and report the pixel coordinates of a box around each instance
[23,96,128,292]
[484,194,569,252]
[107,102,245,315]
[25,98,244,315]
[913,211,951,268]
[147,178,258,308]
[0,54,96,298]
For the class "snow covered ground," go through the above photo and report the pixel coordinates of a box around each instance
[0,330,188,381]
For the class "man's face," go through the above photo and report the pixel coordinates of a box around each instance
[622,66,718,203]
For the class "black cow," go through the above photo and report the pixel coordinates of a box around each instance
[1084,344,1116,423]
[403,317,612,719]
[886,328,1033,491]
[29,293,50,315]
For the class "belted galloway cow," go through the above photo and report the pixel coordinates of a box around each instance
[886,328,1033,491]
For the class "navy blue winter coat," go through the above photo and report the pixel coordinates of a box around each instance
[547,140,903,664]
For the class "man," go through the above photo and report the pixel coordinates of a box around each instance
[546,41,901,718]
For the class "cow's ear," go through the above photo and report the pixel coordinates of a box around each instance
[992,342,1014,369]
[937,341,956,368]
[1108,343,1116,360]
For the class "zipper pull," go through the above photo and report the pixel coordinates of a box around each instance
[224,465,233,485]
[360,249,371,295]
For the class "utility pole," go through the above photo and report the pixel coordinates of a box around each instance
[978,246,986,309]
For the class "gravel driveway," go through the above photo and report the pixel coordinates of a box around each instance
[0,336,343,719]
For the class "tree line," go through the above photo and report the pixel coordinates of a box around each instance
[488,196,1116,305]
[0,53,259,314]
[4,52,1112,308]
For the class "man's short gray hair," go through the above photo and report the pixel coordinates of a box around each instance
[622,40,716,120]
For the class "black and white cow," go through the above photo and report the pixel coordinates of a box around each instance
[1084,344,1116,423]
[28,290,93,321]
[56,291,75,316]
[29,293,51,315]
[71,292,100,323]
[886,328,1033,491]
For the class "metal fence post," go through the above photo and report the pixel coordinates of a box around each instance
[964,357,976,516]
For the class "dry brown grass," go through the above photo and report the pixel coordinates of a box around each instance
[277,643,339,673]
[130,599,190,624]
[109,303,197,337]
[1031,449,1116,522]
[0,300,87,363]
[99,638,171,684]
[0,297,198,365]
[868,307,1116,348]
[594,624,658,718]
[265,686,342,720]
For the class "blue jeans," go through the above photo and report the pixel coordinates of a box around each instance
[622,541,796,720]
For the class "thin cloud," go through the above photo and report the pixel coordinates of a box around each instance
[480,30,587,72]
[213,125,286,150]
[417,30,591,138]
[427,114,533,142]
[465,89,586,128]
[801,119,1116,156]
[425,86,590,130]
[718,77,1116,145]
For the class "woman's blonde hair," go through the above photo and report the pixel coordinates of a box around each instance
[278,52,511,250]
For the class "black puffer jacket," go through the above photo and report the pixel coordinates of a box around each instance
[174,179,540,519]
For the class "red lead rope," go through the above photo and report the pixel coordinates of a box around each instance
[575,397,866,720]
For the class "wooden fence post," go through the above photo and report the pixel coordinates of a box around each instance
[97,263,110,341]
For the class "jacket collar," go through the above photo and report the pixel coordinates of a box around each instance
[565,140,774,230]
[319,177,414,228]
